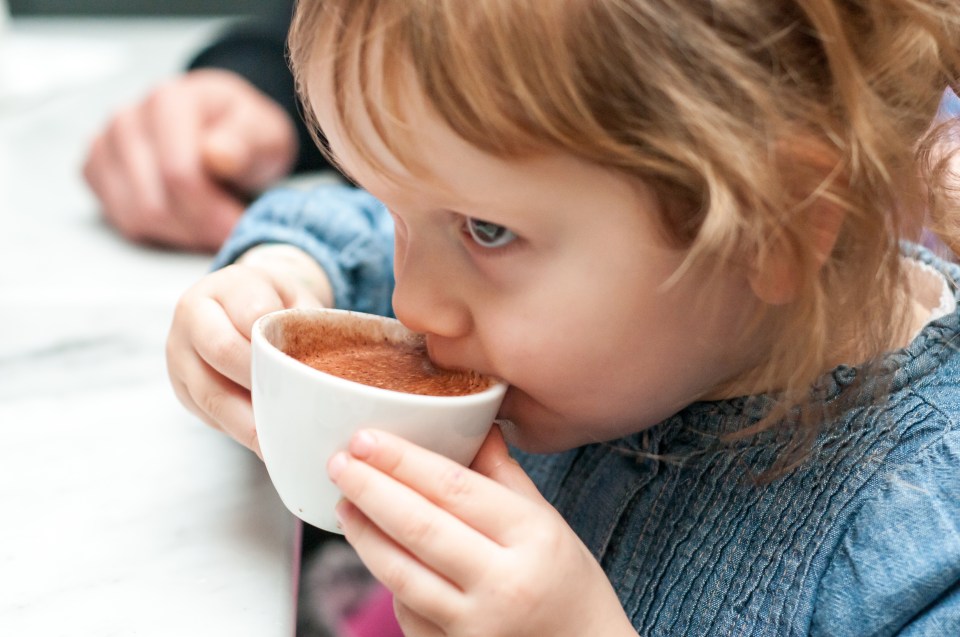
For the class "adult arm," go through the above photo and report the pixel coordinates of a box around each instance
[82,2,333,251]
[187,1,331,175]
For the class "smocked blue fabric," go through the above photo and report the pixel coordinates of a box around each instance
[217,184,960,635]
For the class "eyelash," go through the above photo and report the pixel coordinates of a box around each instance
[462,217,519,253]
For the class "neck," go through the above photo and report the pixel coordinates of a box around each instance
[706,257,941,401]
[803,257,947,383]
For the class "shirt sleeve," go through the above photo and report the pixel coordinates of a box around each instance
[810,426,960,637]
[212,185,396,318]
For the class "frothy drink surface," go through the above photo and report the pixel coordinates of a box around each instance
[281,316,490,396]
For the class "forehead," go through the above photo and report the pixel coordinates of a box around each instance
[301,3,567,187]
[305,27,413,181]
[306,33,535,203]
[304,26,673,232]
[305,40,659,229]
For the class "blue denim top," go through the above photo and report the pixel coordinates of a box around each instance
[216,185,960,635]
[940,87,960,119]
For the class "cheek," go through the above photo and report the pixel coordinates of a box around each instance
[489,310,637,405]
[391,214,407,272]
[486,294,701,437]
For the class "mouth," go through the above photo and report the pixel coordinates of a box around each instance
[423,338,458,370]
[424,338,500,379]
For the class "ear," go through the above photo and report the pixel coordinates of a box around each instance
[748,199,845,306]
[749,134,846,306]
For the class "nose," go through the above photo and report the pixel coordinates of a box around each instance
[392,244,473,339]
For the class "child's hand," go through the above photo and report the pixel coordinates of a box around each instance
[328,426,637,637]
[166,244,333,456]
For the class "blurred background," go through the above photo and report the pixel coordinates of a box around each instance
[9,0,271,17]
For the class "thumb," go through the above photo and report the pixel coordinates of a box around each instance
[201,104,298,193]
[470,424,543,500]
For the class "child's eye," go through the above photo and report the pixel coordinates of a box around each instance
[465,217,517,249]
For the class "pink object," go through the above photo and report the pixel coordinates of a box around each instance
[341,584,404,637]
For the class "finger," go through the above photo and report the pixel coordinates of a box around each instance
[167,356,220,433]
[331,448,495,587]
[183,356,259,455]
[83,120,158,242]
[337,500,463,628]
[256,266,328,312]
[178,183,245,252]
[201,94,297,193]
[188,295,258,389]
[106,106,187,244]
[393,598,445,637]
[200,132,249,183]
[145,86,242,249]
[235,245,334,309]
[201,108,297,194]
[470,425,544,500]
[145,82,204,196]
[340,429,537,543]
[84,131,135,234]
[85,106,209,248]
[208,266,291,341]
[169,349,260,456]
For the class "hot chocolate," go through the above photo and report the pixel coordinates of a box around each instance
[280,314,491,396]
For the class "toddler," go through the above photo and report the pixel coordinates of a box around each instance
[167,1,960,634]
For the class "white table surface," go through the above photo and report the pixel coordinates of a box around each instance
[0,17,297,636]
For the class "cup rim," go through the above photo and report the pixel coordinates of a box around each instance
[252,307,508,404]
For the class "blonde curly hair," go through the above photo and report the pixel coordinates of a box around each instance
[289,0,960,458]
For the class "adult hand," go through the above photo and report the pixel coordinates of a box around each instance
[84,69,298,251]
[328,426,637,637]
[166,244,333,455]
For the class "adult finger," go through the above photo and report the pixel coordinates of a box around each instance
[202,96,297,194]
[83,114,172,243]
[104,105,185,244]
[83,129,136,236]
[145,83,242,249]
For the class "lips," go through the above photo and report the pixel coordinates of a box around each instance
[425,336,513,397]
[424,338,491,376]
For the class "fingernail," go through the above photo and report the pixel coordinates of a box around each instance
[327,451,347,481]
[350,430,376,458]
[334,499,347,529]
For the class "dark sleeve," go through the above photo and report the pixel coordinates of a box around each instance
[186,0,332,175]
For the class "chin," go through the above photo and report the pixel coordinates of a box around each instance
[495,389,577,454]
[498,387,649,454]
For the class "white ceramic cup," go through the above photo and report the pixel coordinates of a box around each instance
[251,307,507,532]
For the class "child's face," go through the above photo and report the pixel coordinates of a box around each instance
[310,67,763,453]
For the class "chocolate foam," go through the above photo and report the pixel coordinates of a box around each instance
[277,314,491,397]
